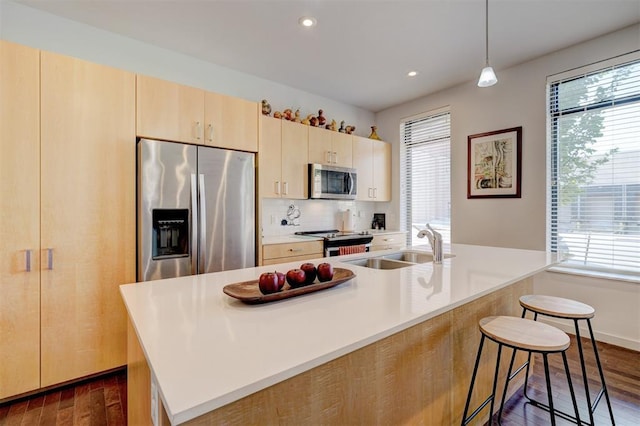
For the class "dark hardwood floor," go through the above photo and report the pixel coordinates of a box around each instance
[492,335,640,425]
[0,370,126,426]
[0,337,637,425]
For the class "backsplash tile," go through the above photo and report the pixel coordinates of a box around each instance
[261,199,391,237]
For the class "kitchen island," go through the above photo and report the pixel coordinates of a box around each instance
[120,244,558,425]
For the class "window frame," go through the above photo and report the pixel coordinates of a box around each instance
[546,51,640,281]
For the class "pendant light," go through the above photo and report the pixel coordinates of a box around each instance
[478,0,497,87]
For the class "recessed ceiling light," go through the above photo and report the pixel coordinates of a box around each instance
[407,71,418,77]
[299,17,317,27]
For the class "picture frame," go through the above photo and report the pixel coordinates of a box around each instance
[467,126,522,198]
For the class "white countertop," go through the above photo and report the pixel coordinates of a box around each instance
[120,244,557,425]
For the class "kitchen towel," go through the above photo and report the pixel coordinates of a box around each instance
[339,245,366,256]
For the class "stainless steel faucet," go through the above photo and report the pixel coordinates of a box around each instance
[416,224,443,264]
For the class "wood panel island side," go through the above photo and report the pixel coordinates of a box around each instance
[121,244,557,425]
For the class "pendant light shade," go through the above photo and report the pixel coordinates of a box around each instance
[478,0,497,87]
[478,66,498,87]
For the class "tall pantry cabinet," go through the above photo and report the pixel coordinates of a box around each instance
[0,41,135,399]
[0,41,41,399]
[40,51,135,386]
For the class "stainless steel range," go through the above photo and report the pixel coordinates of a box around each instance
[295,229,374,257]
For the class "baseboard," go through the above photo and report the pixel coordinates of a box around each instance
[539,318,640,352]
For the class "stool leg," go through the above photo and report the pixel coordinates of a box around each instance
[522,311,538,402]
[562,350,582,425]
[489,344,503,425]
[543,353,557,426]
[574,319,594,425]
[498,347,518,422]
[462,335,485,426]
[587,319,616,424]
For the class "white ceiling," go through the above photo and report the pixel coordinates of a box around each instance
[14,0,640,112]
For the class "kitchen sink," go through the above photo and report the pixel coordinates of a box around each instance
[382,250,454,263]
[343,257,416,270]
[343,249,454,270]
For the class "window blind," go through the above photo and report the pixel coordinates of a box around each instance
[548,53,640,277]
[401,110,451,247]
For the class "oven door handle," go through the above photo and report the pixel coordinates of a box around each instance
[346,173,353,195]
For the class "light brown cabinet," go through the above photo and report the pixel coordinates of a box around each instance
[259,117,308,199]
[352,136,391,201]
[0,40,41,400]
[370,232,407,252]
[204,91,258,152]
[262,240,324,266]
[0,43,136,399]
[40,51,136,387]
[308,126,352,167]
[136,74,204,144]
[137,75,258,152]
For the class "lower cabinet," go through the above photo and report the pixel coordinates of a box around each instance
[262,241,324,266]
[370,232,407,252]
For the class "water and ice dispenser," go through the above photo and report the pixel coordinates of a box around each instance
[152,209,189,259]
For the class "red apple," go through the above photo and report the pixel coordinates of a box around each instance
[286,268,307,288]
[300,262,317,284]
[258,272,281,294]
[316,263,334,282]
[275,271,286,290]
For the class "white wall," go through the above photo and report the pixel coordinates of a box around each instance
[375,24,640,350]
[0,1,374,135]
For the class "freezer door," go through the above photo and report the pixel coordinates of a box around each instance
[138,139,197,281]
[198,147,255,273]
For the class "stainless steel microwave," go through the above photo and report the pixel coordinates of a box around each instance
[309,164,357,200]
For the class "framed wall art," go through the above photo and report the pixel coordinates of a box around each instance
[467,126,522,198]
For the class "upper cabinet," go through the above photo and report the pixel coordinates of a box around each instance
[259,116,308,199]
[136,75,204,144]
[308,126,352,167]
[137,75,258,152]
[352,135,391,202]
[204,92,258,152]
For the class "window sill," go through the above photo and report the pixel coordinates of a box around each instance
[547,265,640,284]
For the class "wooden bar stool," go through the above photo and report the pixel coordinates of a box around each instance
[519,295,615,425]
[461,316,580,426]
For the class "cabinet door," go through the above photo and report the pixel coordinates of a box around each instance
[40,52,136,386]
[0,41,41,399]
[373,140,391,201]
[259,116,282,198]
[352,136,374,201]
[205,92,258,152]
[308,126,332,165]
[137,75,204,144]
[331,131,353,168]
[281,120,308,199]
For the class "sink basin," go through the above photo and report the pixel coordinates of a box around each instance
[382,250,454,264]
[344,257,416,270]
[343,249,455,270]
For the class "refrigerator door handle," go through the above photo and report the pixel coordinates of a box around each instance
[190,173,198,275]
[198,173,207,274]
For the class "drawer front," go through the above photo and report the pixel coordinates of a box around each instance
[370,233,407,251]
[263,240,324,260]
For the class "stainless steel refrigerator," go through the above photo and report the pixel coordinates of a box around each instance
[137,138,255,281]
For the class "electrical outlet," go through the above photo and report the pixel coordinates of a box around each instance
[270,214,275,224]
